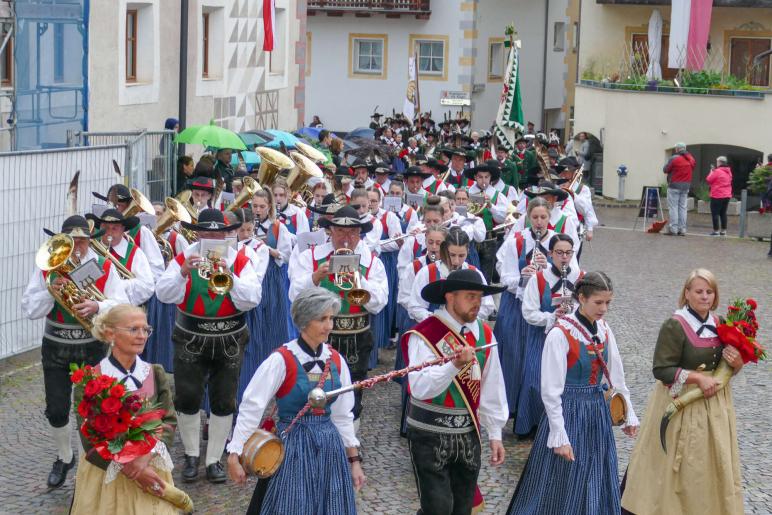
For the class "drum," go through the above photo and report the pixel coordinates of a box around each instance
[239,429,285,478]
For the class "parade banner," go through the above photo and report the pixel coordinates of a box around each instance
[494,26,524,152]
[403,52,420,124]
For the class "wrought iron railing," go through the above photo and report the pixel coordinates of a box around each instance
[308,0,430,12]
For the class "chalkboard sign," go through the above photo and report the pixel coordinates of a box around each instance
[637,186,661,219]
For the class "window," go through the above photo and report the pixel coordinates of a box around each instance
[125,9,138,82]
[554,22,565,52]
[0,27,12,87]
[631,33,677,80]
[488,39,505,81]
[202,12,209,78]
[730,38,770,87]
[354,39,384,74]
[409,35,448,81]
[348,34,387,79]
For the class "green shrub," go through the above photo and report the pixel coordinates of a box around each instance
[748,165,772,194]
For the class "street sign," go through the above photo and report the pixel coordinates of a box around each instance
[440,91,471,106]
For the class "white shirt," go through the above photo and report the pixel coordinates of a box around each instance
[541,314,639,448]
[237,239,270,283]
[164,229,190,256]
[521,265,583,332]
[408,262,495,322]
[573,185,599,232]
[99,355,152,392]
[397,233,425,273]
[423,176,449,194]
[496,229,556,298]
[21,247,129,319]
[375,208,404,253]
[406,307,508,440]
[450,212,486,243]
[277,203,311,237]
[397,255,430,310]
[515,205,581,253]
[155,242,261,311]
[135,225,165,278]
[255,218,293,267]
[397,204,421,234]
[363,215,384,254]
[109,237,155,305]
[467,184,508,224]
[288,241,388,316]
[228,340,359,455]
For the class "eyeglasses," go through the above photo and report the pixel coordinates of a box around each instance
[115,326,154,336]
[553,250,574,257]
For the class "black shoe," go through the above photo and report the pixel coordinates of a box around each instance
[206,461,227,483]
[47,457,75,488]
[182,455,200,482]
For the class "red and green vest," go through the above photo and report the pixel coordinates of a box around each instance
[525,214,567,234]
[312,247,374,315]
[478,190,499,231]
[174,250,250,317]
[43,256,111,324]
[109,239,139,270]
[126,224,142,247]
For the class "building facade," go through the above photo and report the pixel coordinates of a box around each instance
[0,0,305,151]
[569,0,772,199]
[305,0,570,133]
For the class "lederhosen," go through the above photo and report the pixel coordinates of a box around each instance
[312,246,374,419]
[40,257,111,428]
[171,251,250,417]
[401,315,491,515]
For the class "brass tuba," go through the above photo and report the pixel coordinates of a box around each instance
[197,250,234,295]
[332,247,371,306]
[287,151,323,208]
[154,197,193,262]
[175,190,199,243]
[123,188,155,218]
[226,176,262,212]
[294,141,327,164]
[256,147,295,187]
[36,234,107,331]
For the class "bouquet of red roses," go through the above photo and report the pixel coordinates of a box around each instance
[717,298,766,364]
[70,364,194,513]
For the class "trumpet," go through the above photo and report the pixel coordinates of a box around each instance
[154,197,192,262]
[197,251,234,295]
[332,247,370,306]
[86,220,135,280]
[36,234,106,331]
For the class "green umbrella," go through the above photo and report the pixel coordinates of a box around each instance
[175,120,247,150]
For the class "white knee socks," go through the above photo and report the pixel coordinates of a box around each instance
[205,414,233,466]
[177,412,201,457]
[51,422,73,463]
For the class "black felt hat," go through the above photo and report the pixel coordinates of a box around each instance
[317,205,373,233]
[402,166,432,179]
[421,269,506,305]
[463,160,501,181]
[45,215,104,239]
[181,208,242,232]
[426,158,448,173]
[92,184,131,203]
[523,182,569,201]
[308,193,344,215]
[85,208,140,230]
[189,177,215,192]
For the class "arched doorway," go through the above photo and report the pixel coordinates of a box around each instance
[664,144,763,197]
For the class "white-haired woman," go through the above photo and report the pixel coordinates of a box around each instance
[227,287,364,515]
[70,305,177,514]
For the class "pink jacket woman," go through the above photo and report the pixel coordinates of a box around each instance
[706,165,732,199]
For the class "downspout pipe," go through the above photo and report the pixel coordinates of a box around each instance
[178,0,188,155]
[540,0,550,132]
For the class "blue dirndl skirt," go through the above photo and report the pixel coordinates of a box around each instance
[466,243,481,269]
[142,294,175,373]
[374,250,398,348]
[281,262,298,340]
[514,322,548,435]
[255,415,357,515]
[494,292,528,416]
[236,306,266,405]
[506,385,620,515]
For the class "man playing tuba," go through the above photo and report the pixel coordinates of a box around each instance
[21,215,129,489]
[288,205,388,428]
[156,209,261,484]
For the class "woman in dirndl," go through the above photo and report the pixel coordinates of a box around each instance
[251,189,292,354]
[494,197,553,427]
[227,287,365,515]
[71,305,178,515]
[507,272,638,515]
[621,269,745,515]
[516,233,582,438]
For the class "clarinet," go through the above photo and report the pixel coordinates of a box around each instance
[519,229,543,287]
[560,264,574,313]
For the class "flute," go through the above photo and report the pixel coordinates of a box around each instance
[378,219,452,247]
[307,342,499,408]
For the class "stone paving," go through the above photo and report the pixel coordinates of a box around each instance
[1,207,771,514]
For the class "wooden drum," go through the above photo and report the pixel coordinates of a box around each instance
[239,429,285,478]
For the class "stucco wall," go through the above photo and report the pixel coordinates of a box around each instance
[573,84,769,199]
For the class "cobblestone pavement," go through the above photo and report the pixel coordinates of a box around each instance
[1,207,770,514]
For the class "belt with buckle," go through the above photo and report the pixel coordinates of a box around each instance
[331,313,370,334]
[175,311,246,336]
[406,397,474,434]
[44,320,97,345]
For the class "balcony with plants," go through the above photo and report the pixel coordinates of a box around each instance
[307,0,431,17]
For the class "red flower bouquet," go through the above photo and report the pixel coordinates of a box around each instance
[718,298,766,364]
[69,364,194,513]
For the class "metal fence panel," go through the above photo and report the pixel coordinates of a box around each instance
[0,144,126,358]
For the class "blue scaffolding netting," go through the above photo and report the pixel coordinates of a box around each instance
[14,0,88,150]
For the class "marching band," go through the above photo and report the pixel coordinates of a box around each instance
[24,123,639,514]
